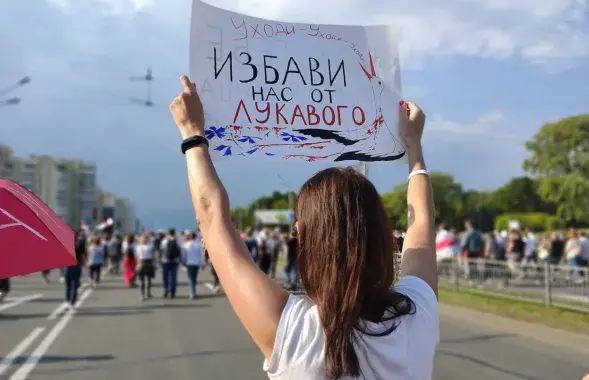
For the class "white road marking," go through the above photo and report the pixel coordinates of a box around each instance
[46,303,68,321]
[0,327,45,377]
[9,288,93,380]
[0,294,43,312]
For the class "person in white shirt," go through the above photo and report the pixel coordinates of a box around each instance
[87,236,105,289]
[182,231,205,299]
[170,77,438,379]
[435,224,456,265]
[136,234,155,301]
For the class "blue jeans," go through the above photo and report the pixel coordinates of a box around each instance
[186,265,200,296]
[284,260,298,288]
[64,265,82,305]
[162,262,179,294]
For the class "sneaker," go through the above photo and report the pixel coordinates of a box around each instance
[189,294,196,300]
[170,292,176,299]
[140,295,146,302]
[59,277,65,284]
[163,292,169,298]
[213,286,221,294]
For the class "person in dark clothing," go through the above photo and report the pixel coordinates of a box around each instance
[0,277,10,302]
[258,240,272,275]
[284,233,298,291]
[64,232,87,308]
[550,232,565,265]
[244,228,258,261]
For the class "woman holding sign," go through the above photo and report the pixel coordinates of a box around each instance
[170,76,437,379]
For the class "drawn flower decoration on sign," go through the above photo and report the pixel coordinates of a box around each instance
[238,135,257,144]
[205,126,227,140]
[280,132,308,143]
[214,144,232,156]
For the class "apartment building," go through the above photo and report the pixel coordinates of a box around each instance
[1,144,135,231]
[32,155,98,228]
[0,144,36,192]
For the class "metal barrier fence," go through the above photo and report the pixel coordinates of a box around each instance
[436,257,589,312]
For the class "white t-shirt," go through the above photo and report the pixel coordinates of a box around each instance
[524,233,538,258]
[263,276,439,380]
[136,244,153,261]
[182,240,205,266]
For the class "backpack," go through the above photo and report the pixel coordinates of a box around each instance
[466,231,484,257]
[166,239,181,261]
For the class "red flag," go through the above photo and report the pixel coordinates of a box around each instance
[0,179,76,278]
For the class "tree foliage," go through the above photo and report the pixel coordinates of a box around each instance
[230,191,296,230]
[523,114,589,223]
[485,177,554,215]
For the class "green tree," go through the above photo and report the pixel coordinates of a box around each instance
[429,172,464,227]
[382,172,464,229]
[381,184,408,229]
[523,114,589,224]
[231,191,296,230]
[485,177,554,215]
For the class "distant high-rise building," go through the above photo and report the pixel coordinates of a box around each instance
[0,144,36,192]
[33,155,97,229]
[1,144,134,231]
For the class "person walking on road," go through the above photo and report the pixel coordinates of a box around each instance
[160,228,181,298]
[87,236,104,289]
[182,231,205,299]
[170,76,438,379]
[122,234,137,287]
[64,232,86,309]
[0,277,10,303]
[107,233,123,275]
[283,231,298,291]
[136,234,155,301]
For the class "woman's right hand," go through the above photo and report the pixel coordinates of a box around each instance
[398,100,426,149]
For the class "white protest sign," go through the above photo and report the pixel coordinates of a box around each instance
[190,0,405,163]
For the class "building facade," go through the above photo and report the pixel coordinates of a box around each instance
[33,155,97,228]
[0,145,134,231]
[0,144,36,192]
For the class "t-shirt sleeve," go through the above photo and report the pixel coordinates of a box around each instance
[263,294,321,377]
[394,276,439,344]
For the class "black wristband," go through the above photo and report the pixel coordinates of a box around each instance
[181,135,209,154]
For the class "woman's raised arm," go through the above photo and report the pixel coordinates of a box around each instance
[169,76,289,358]
[398,101,438,297]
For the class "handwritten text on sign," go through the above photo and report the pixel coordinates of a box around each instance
[190,0,405,163]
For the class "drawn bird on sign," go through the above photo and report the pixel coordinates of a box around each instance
[292,52,406,162]
[358,52,402,152]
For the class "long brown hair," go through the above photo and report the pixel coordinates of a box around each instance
[295,167,414,379]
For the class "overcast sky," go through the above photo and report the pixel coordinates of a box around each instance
[1,0,587,229]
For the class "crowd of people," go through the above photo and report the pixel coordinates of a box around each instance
[44,226,299,309]
[434,221,589,284]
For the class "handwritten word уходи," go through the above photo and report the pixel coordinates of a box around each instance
[233,101,366,127]
[214,48,347,88]
[231,18,296,40]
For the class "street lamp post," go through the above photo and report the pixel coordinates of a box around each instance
[0,76,30,106]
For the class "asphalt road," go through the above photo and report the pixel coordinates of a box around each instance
[1,271,588,380]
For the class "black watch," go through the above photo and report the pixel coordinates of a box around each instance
[181,135,209,154]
